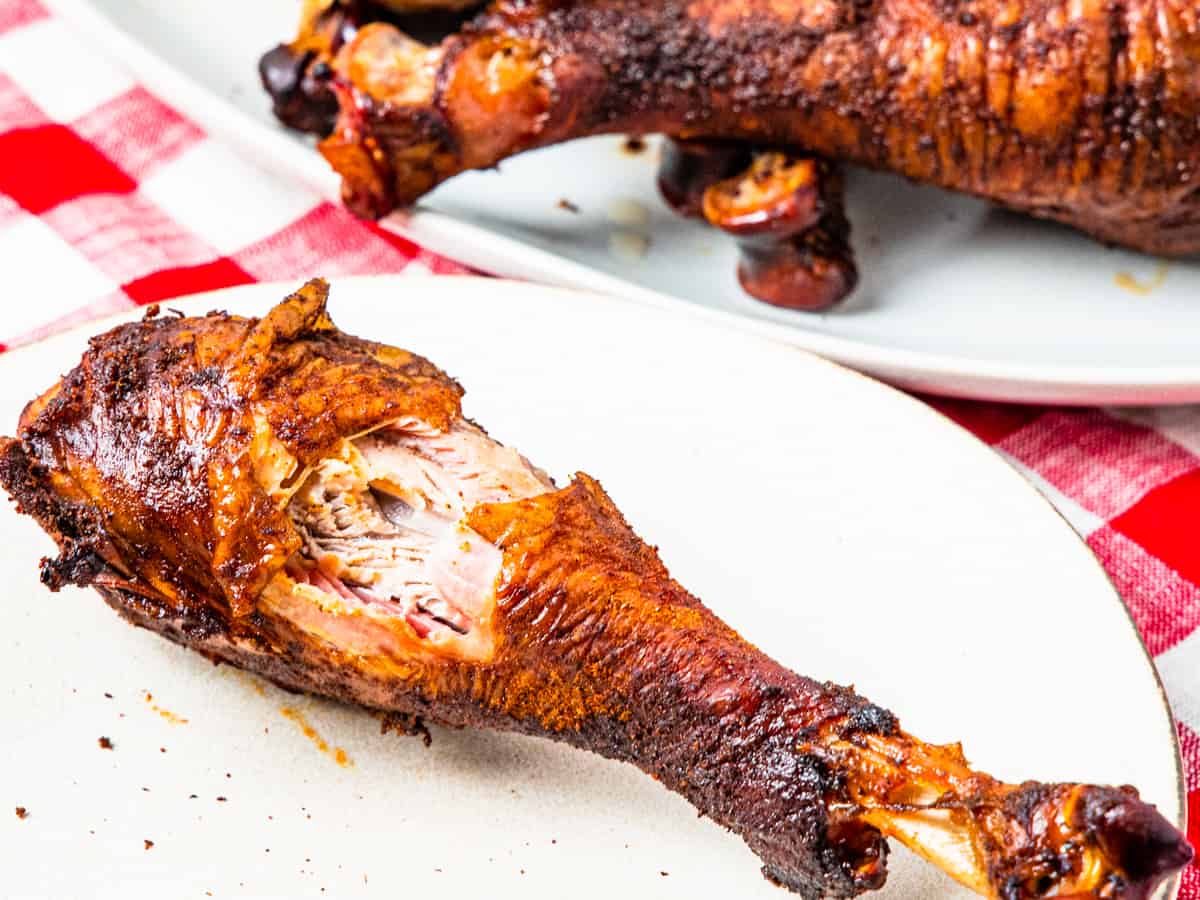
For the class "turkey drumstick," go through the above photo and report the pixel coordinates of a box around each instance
[316,0,1200,260]
[0,280,1189,899]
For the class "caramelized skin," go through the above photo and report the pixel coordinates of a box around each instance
[2,287,460,618]
[660,142,860,310]
[0,281,1190,898]
[261,1,861,309]
[368,0,479,10]
[260,0,479,133]
[318,0,1200,255]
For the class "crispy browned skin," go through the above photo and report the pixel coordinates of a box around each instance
[261,1,859,309]
[2,289,461,618]
[315,0,1200,257]
[0,280,1190,899]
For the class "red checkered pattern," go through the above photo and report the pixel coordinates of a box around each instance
[1,0,1197,889]
[932,396,1200,881]
[0,1,467,350]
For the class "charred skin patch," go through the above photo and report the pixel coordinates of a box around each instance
[317,0,1200,256]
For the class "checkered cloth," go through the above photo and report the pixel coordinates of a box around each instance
[1,0,1196,889]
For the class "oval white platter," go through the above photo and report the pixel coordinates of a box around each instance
[0,276,1182,897]
[36,0,1200,405]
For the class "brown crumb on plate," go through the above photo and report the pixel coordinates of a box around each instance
[15,806,28,820]
[144,839,154,850]
[556,198,579,214]
[98,736,114,750]
[621,136,647,155]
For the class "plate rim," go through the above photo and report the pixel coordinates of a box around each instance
[4,273,1186,883]
[40,0,1200,406]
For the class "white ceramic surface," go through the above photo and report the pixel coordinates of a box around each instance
[0,277,1183,898]
[40,0,1200,405]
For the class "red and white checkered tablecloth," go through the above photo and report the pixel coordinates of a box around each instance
[1,0,1197,891]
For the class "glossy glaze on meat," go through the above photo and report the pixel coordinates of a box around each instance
[323,0,1200,250]
[0,280,1190,898]
[261,0,863,308]
[260,0,479,134]
[283,0,1200,309]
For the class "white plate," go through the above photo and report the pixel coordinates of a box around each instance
[0,276,1183,898]
[41,0,1200,405]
